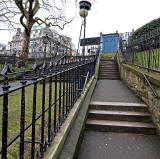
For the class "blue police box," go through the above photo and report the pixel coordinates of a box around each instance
[102,33,119,53]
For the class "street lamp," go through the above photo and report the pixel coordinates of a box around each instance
[79,0,91,59]
[79,1,91,18]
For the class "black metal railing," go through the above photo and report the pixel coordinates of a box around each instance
[120,27,160,73]
[142,73,158,98]
[0,47,100,159]
[114,51,120,71]
[0,54,17,72]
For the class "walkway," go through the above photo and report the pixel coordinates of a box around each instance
[78,80,160,159]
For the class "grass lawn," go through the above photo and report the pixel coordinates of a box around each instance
[128,48,160,71]
[0,80,68,158]
[0,56,63,83]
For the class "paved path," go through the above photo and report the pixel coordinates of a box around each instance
[78,80,160,159]
[78,131,160,159]
[91,80,141,103]
[0,80,21,92]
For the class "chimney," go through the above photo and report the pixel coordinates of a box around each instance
[17,28,21,33]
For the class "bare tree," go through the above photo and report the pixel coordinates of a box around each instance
[0,1,21,30]
[0,0,74,62]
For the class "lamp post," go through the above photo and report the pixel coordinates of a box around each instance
[79,0,92,60]
[49,40,53,63]
[42,34,48,63]
[9,42,12,55]
[34,41,37,59]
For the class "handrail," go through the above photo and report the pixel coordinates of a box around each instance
[82,71,89,92]
[142,73,158,98]
[114,51,120,72]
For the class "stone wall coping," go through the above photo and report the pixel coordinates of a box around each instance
[43,76,95,159]
[122,64,160,87]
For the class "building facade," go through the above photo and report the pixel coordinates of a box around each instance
[119,30,134,51]
[0,43,11,55]
[10,26,76,58]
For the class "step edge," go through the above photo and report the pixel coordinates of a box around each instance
[88,110,151,116]
[86,119,156,128]
[90,101,147,107]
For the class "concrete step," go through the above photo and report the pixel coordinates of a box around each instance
[90,102,149,112]
[99,76,120,78]
[101,60,115,62]
[88,109,152,122]
[100,62,117,64]
[100,62,116,64]
[99,76,120,79]
[99,70,119,72]
[99,75,120,77]
[100,70,119,72]
[99,73,120,75]
[99,71,119,74]
[100,68,118,70]
[100,63,117,65]
[100,66,117,68]
[99,72,120,76]
[101,59,114,61]
[99,71,119,73]
[100,67,118,69]
[100,64,117,67]
[98,78,120,80]
[100,67,117,69]
[86,119,156,135]
[99,73,119,75]
[99,74,120,77]
[104,62,116,63]
[100,66,118,68]
[99,77,120,78]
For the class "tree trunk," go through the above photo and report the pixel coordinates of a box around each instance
[17,29,31,67]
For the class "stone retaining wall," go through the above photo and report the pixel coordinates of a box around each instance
[120,64,160,133]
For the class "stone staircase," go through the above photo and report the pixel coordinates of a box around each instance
[86,101,156,135]
[85,57,157,135]
[99,58,120,80]
[78,57,159,158]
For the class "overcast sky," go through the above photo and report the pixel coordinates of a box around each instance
[1,0,160,48]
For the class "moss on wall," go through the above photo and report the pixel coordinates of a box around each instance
[121,64,160,134]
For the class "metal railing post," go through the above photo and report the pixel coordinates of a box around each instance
[19,72,26,159]
[2,77,10,159]
[31,74,38,159]
[0,53,99,158]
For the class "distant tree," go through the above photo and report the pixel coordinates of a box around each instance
[0,0,74,63]
[131,17,160,40]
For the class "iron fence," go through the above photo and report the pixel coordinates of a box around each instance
[0,47,100,159]
[120,27,160,73]
[0,38,76,73]
[0,54,17,71]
